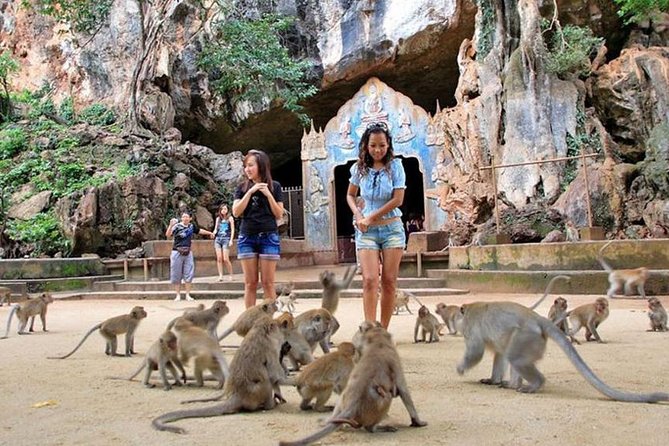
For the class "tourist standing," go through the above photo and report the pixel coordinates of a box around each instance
[166,210,215,301]
[346,122,406,328]
[213,204,235,281]
[232,150,284,308]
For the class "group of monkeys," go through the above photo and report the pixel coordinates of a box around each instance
[1,242,667,444]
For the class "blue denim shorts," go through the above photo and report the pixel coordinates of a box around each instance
[356,220,406,250]
[237,232,281,260]
[214,236,231,250]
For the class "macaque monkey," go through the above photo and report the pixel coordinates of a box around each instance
[275,312,313,372]
[566,297,609,344]
[392,289,422,315]
[351,320,381,360]
[294,308,335,354]
[152,318,287,434]
[457,300,669,402]
[217,299,278,341]
[435,303,463,335]
[647,297,667,332]
[167,300,229,339]
[172,318,230,388]
[49,306,147,358]
[295,342,356,412]
[2,292,54,338]
[547,297,569,334]
[414,305,441,343]
[275,281,295,297]
[0,286,11,306]
[598,240,649,299]
[277,292,297,314]
[113,331,186,390]
[565,220,580,242]
[319,265,356,345]
[279,324,426,446]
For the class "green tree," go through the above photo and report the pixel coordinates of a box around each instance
[0,52,19,122]
[614,0,669,23]
[22,0,114,34]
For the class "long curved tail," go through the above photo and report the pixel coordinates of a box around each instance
[217,326,234,342]
[544,320,668,403]
[48,324,102,359]
[152,399,240,434]
[1,305,19,339]
[528,275,571,310]
[597,240,614,272]
[278,423,340,446]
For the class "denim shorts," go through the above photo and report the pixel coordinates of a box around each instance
[356,220,406,250]
[237,232,281,260]
[214,236,231,250]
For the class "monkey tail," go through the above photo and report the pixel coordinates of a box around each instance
[597,240,614,272]
[278,422,340,446]
[217,326,234,342]
[213,350,231,381]
[152,399,241,434]
[406,291,424,308]
[48,324,102,359]
[528,275,571,310]
[545,321,669,403]
[126,362,146,381]
[1,305,19,339]
[165,316,179,331]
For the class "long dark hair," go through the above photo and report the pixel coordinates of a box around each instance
[241,149,273,192]
[356,122,394,176]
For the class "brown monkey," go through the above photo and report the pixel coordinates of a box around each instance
[279,324,427,446]
[0,286,11,306]
[167,300,229,339]
[598,240,649,299]
[351,320,381,360]
[275,312,313,372]
[647,297,667,332]
[319,265,355,346]
[435,303,463,335]
[456,301,668,402]
[414,305,441,343]
[547,297,569,334]
[565,220,580,242]
[114,330,186,390]
[275,280,295,297]
[566,297,609,344]
[49,306,147,358]
[173,318,229,388]
[392,289,422,315]
[217,299,277,341]
[294,308,335,354]
[2,292,54,338]
[152,318,287,434]
[295,342,356,412]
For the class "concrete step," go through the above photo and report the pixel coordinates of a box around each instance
[426,269,669,295]
[0,274,125,296]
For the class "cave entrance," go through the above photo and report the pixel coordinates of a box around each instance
[333,157,424,263]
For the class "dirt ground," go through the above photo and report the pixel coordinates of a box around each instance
[1,292,668,446]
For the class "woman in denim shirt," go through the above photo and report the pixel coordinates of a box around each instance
[346,122,406,328]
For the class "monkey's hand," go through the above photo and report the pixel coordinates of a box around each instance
[274,393,286,404]
[411,418,428,428]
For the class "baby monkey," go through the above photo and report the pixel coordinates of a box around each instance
[414,305,441,343]
[647,297,667,332]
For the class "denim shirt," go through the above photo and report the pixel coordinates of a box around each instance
[349,158,406,220]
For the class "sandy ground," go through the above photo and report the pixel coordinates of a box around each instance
[1,291,668,446]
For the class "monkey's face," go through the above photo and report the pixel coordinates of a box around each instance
[213,302,229,315]
[132,306,148,319]
[418,306,429,318]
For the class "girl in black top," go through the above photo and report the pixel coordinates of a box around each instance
[232,149,284,308]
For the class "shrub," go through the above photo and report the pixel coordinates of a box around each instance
[0,126,27,159]
[5,211,71,256]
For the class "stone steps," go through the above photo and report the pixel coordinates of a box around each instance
[0,274,125,297]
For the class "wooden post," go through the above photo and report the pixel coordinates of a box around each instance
[581,150,594,228]
[123,259,128,281]
[491,153,500,234]
[416,252,422,278]
[143,258,149,282]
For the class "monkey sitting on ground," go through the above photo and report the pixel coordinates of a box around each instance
[295,342,356,412]
[294,308,335,354]
[547,297,569,334]
[218,299,278,342]
[279,323,427,446]
[2,292,54,338]
[435,303,463,335]
[566,297,609,344]
[598,240,649,299]
[167,300,229,340]
[647,297,667,332]
[152,318,287,434]
[319,265,356,345]
[414,305,441,343]
[456,300,668,402]
[173,318,230,389]
[565,220,580,242]
[49,306,147,358]
[111,330,186,390]
[0,286,11,307]
[275,312,313,372]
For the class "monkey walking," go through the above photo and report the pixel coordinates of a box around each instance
[172,318,230,388]
[49,306,147,358]
[279,323,426,446]
[457,300,669,402]
[598,240,649,299]
[110,331,186,390]
[392,289,423,315]
[435,303,463,335]
[2,292,54,338]
[647,297,667,332]
[565,297,609,344]
[152,318,287,434]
